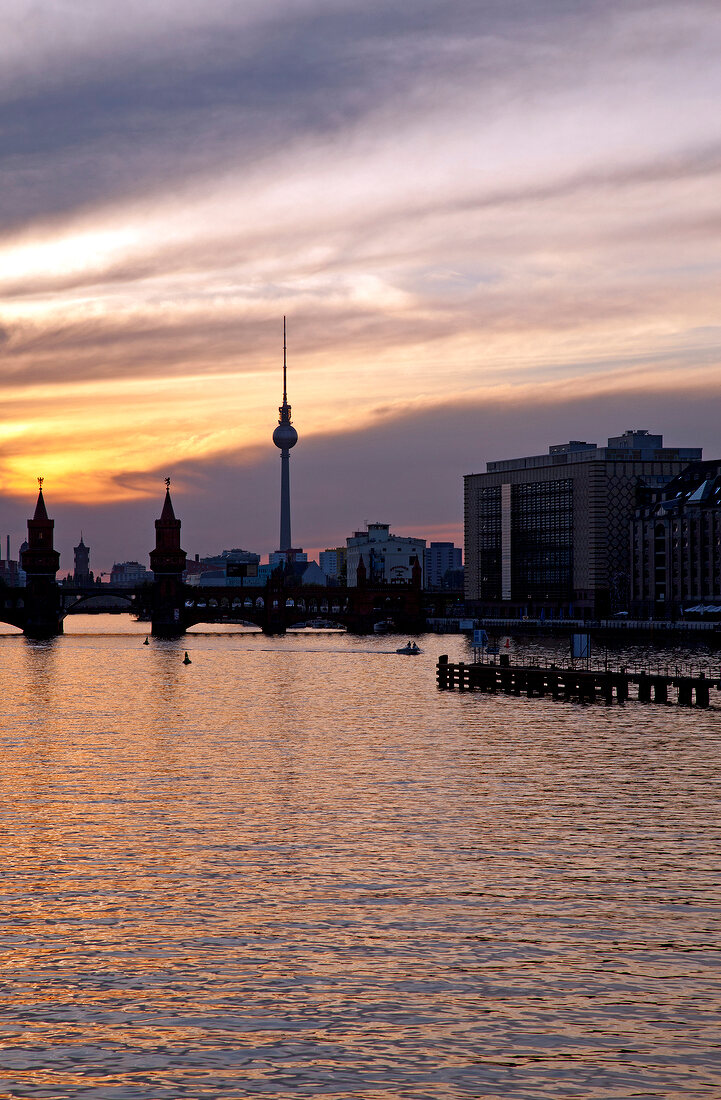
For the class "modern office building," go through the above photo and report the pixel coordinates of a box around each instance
[346,523,425,587]
[268,548,327,584]
[110,560,153,586]
[424,542,462,589]
[464,430,702,619]
[205,549,261,573]
[184,548,261,585]
[319,546,347,584]
[0,537,25,587]
[268,549,306,567]
[631,460,721,618]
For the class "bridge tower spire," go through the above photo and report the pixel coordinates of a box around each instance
[21,479,63,637]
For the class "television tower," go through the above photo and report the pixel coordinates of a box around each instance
[272,317,298,552]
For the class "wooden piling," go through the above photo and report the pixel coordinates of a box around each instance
[601,673,614,704]
[677,679,693,706]
[436,657,719,707]
[652,678,668,704]
[638,674,651,703]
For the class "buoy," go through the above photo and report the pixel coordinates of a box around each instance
[143,636,149,645]
[183,651,192,664]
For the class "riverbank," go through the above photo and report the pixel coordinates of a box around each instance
[428,616,721,640]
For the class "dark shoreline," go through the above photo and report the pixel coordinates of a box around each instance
[429,616,721,646]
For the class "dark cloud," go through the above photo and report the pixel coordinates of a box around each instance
[0,2,472,228]
[0,0,665,232]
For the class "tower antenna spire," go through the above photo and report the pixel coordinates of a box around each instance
[283,315,287,405]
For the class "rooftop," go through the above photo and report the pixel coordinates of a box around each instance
[481,430,702,475]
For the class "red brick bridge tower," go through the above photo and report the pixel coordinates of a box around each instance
[20,478,63,637]
[149,478,187,636]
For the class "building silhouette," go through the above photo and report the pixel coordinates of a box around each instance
[319,546,347,584]
[464,430,702,619]
[110,561,152,585]
[0,536,24,587]
[631,460,721,618]
[73,534,93,585]
[346,523,426,587]
[424,542,462,589]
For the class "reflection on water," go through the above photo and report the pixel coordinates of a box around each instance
[0,616,719,1098]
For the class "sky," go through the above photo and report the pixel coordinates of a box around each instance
[1,0,720,573]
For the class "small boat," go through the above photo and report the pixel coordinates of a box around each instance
[396,641,421,655]
[374,619,394,634]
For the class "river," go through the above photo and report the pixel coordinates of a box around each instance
[1,616,719,1098]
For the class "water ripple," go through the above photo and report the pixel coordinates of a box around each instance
[0,621,719,1097]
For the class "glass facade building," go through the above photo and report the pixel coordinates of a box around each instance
[464,430,702,619]
[510,478,573,602]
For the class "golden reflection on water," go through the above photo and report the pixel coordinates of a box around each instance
[0,617,719,1098]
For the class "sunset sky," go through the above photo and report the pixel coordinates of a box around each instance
[2,0,721,572]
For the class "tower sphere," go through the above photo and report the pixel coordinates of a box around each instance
[273,421,298,449]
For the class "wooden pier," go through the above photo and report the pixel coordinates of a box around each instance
[436,655,720,707]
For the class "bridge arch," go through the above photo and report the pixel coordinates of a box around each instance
[61,591,137,617]
[0,591,26,631]
[186,619,262,632]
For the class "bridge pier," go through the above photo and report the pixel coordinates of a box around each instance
[24,603,64,639]
[149,578,187,637]
[151,616,187,638]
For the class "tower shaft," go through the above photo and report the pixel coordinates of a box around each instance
[279,448,291,551]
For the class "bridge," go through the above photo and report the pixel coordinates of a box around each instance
[3,483,428,638]
[176,576,426,634]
